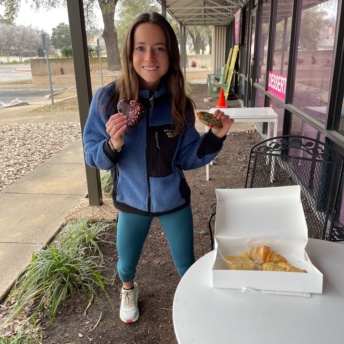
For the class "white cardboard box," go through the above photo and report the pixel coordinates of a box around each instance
[212,186,323,293]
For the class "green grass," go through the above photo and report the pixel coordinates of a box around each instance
[0,60,30,66]
[0,79,33,86]
[0,220,113,342]
[101,171,113,197]
[54,88,77,99]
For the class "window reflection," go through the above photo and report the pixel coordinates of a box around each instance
[338,96,344,135]
[268,1,294,103]
[255,89,265,107]
[293,0,338,125]
[253,98,284,137]
[272,14,292,76]
[256,0,271,86]
[270,98,284,136]
[291,113,325,141]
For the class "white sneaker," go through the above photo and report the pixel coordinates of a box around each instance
[120,282,139,323]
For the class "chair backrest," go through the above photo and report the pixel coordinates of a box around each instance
[244,135,344,241]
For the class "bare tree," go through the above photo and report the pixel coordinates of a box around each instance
[0,24,16,60]
[0,0,122,70]
[187,26,212,54]
[13,25,40,60]
[0,23,41,60]
[97,0,121,70]
[116,0,159,52]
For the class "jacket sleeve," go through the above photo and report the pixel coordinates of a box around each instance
[196,130,226,158]
[83,87,118,170]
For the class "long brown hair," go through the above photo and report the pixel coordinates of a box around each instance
[106,12,194,134]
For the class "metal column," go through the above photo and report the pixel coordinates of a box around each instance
[66,0,102,206]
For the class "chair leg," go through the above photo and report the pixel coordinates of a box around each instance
[208,203,217,251]
[208,214,215,251]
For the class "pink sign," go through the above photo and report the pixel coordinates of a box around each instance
[268,71,287,101]
[234,9,241,45]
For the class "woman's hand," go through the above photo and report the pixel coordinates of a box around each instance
[210,109,234,138]
[106,113,128,151]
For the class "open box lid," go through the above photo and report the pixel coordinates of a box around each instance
[215,186,308,254]
[213,186,323,293]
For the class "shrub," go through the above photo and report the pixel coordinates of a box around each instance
[101,171,113,197]
[61,47,73,58]
[1,220,112,341]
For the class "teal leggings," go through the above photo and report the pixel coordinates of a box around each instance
[116,206,195,282]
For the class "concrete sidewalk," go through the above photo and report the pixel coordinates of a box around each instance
[0,139,87,301]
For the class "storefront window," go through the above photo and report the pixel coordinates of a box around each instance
[256,0,271,86]
[254,88,265,107]
[270,98,284,136]
[293,0,338,125]
[268,1,294,102]
[338,95,344,135]
[238,7,249,100]
[239,7,249,77]
[290,112,325,141]
[253,99,284,137]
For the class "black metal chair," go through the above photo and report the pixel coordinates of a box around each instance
[208,135,344,249]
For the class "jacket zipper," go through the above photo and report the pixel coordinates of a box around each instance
[155,131,161,149]
[146,95,155,214]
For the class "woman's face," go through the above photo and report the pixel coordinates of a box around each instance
[132,23,169,91]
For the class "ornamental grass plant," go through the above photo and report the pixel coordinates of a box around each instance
[101,171,113,197]
[0,220,114,343]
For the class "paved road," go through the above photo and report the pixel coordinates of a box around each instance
[0,88,65,108]
[0,64,32,83]
[0,64,65,107]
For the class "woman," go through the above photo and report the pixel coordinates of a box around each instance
[83,12,234,323]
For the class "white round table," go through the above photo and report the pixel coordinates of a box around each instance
[173,239,344,344]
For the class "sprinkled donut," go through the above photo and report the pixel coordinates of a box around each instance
[118,99,145,128]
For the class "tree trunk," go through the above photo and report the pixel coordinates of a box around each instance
[194,35,201,54]
[189,32,201,55]
[208,35,212,54]
[98,0,121,71]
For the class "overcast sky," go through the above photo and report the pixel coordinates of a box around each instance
[0,2,70,34]
[15,2,70,34]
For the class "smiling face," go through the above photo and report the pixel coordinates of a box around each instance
[132,23,169,91]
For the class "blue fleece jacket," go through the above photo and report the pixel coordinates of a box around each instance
[83,82,225,216]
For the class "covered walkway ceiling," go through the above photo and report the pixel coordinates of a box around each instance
[157,0,326,26]
[156,0,245,26]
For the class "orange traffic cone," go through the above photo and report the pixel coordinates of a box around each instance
[216,88,228,108]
